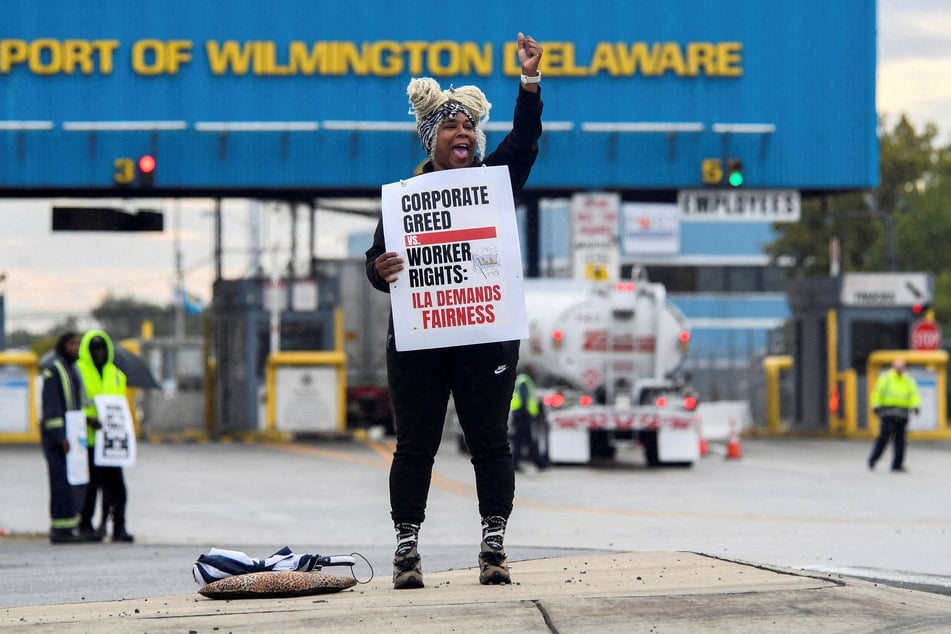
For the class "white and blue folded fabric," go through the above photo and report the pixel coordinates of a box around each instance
[193,546,354,587]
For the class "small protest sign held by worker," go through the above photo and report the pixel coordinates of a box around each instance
[65,410,89,485]
[93,394,137,468]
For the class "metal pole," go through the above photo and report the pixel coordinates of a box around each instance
[883,212,896,271]
[174,199,185,341]
[523,192,540,278]
[270,241,281,354]
[308,201,317,278]
[248,199,262,276]
[0,273,5,350]
[288,201,298,282]
[214,198,222,282]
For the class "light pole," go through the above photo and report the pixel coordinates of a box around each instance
[831,207,897,274]
[0,272,6,350]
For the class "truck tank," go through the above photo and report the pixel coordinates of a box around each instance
[520,278,691,402]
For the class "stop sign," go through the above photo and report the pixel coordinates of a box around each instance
[910,320,942,350]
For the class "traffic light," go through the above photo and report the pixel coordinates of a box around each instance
[912,302,934,320]
[910,302,937,326]
[726,158,744,188]
[138,154,156,187]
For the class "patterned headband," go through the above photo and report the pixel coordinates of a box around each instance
[416,100,478,155]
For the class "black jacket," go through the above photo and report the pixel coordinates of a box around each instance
[41,357,82,444]
[366,85,543,293]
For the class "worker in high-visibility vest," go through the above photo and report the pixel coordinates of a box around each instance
[510,372,547,472]
[77,330,134,542]
[40,332,91,543]
[869,358,920,472]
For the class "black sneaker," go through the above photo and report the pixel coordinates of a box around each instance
[478,541,511,585]
[49,529,83,544]
[112,532,135,543]
[393,546,424,589]
[79,528,104,543]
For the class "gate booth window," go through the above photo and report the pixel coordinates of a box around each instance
[213,277,342,435]
[850,320,908,370]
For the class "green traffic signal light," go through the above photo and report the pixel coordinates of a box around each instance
[727,158,744,187]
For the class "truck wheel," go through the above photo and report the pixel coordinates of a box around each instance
[591,431,616,459]
[642,430,660,466]
[641,431,692,467]
[379,413,396,437]
[531,418,550,464]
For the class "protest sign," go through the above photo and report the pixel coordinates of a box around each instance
[381,165,528,351]
[65,410,89,485]
[93,394,137,467]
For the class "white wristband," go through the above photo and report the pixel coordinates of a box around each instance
[520,71,541,85]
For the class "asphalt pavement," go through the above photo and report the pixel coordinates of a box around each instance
[3,435,951,631]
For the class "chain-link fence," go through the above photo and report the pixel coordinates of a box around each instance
[684,327,795,430]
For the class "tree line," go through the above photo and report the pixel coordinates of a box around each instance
[7,294,205,355]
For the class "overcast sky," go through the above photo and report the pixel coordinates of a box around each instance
[878,0,951,134]
[2,1,950,333]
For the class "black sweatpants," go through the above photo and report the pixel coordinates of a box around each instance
[869,415,908,469]
[387,337,519,525]
[81,447,128,532]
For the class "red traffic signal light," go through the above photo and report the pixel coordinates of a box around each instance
[911,303,933,320]
[138,154,156,186]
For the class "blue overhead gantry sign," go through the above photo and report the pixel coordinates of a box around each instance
[0,0,876,196]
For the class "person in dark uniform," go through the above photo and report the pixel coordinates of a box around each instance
[510,370,548,472]
[40,332,89,543]
[365,32,543,589]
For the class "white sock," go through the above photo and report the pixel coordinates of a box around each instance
[481,515,507,551]
[395,522,420,555]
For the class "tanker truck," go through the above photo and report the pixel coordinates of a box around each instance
[520,276,700,466]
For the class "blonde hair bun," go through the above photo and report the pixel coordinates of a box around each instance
[407,77,491,127]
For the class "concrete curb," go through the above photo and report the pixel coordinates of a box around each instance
[4,552,951,633]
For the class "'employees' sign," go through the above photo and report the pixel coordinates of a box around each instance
[678,190,801,222]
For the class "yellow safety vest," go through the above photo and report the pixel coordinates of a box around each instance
[871,369,921,410]
[76,330,127,446]
[510,374,539,417]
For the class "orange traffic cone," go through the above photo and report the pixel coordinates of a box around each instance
[725,422,742,460]
[699,435,709,457]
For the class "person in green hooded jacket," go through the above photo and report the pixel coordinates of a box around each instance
[77,329,134,542]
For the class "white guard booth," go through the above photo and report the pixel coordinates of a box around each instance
[266,351,346,434]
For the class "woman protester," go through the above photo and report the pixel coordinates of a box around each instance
[365,32,543,589]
